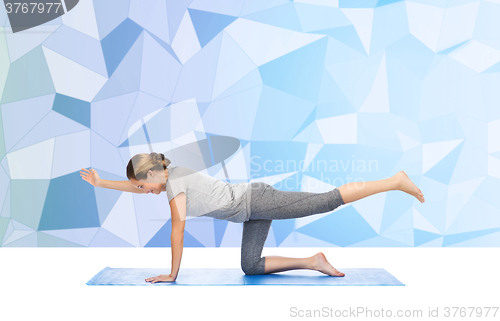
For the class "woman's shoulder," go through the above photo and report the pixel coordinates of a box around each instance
[170,165,196,173]
[168,166,199,179]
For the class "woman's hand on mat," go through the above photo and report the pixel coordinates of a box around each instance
[80,168,101,187]
[145,274,176,284]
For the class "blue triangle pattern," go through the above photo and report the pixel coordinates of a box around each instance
[52,94,91,128]
[188,8,238,48]
[1,0,498,249]
[414,229,442,246]
[101,18,144,77]
[38,173,100,231]
[259,38,328,103]
[296,206,379,246]
[145,220,204,247]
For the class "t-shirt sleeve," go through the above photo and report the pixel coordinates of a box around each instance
[166,177,186,203]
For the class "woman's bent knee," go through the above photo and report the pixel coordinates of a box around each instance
[242,267,260,275]
[241,262,259,275]
[241,257,265,275]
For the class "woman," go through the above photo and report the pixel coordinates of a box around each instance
[80,152,425,284]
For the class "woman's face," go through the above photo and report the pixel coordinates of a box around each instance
[130,169,169,195]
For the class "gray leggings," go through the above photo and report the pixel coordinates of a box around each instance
[240,182,345,275]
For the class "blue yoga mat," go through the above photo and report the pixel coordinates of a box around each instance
[87,267,404,286]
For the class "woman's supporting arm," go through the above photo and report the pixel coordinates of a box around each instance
[169,193,186,279]
[97,179,146,194]
[170,231,184,279]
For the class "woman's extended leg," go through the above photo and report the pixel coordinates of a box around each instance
[242,171,425,277]
[337,171,425,204]
[248,182,346,221]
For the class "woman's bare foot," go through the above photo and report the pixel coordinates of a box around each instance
[394,171,425,203]
[311,252,345,277]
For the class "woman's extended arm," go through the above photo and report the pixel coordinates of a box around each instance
[80,168,146,193]
[98,179,146,194]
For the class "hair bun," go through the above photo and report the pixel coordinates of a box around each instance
[151,152,170,169]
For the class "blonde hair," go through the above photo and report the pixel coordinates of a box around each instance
[126,152,171,181]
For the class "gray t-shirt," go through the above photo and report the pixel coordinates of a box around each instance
[165,166,252,223]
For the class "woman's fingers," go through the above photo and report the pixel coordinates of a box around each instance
[80,169,93,178]
[80,169,96,185]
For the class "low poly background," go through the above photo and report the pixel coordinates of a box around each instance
[0,0,499,248]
